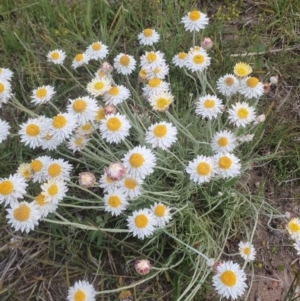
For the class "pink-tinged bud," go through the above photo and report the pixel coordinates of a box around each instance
[100,61,113,74]
[270,75,278,85]
[105,162,126,181]
[104,104,117,115]
[78,172,96,188]
[256,114,266,123]
[263,82,270,93]
[212,261,222,273]
[285,211,292,219]
[135,259,151,275]
[201,37,213,50]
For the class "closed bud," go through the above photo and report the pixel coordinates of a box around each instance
[256,114,266,123]
[105,162,126,181]
[104,104,117,115]
[100,61,113,74]
[135,259,151,275]
[270,75,278,85]
[78,172,96,188]
[201,37,213,50]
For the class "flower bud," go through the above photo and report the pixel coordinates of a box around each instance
[256,114,266,123]
[78,172,96,188]
[270,75,278,85]
[100,61,113,74]
[263,82,270,93]
[105,162,126,181]
[104,105,117,115]
[138,68,148,82]
[201,37,213,50]
[135,259,151,275]
[206,258,215,267]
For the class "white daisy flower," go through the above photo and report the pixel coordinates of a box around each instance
[45,158,72,182]
[0,119,10,143]
[47,49,66,65]
[148,90,174,112]
[186,49,211,72]
[216,74,239,97]
[214,153,241,179]
[212,261,247,300]
[138,28,160,46]
[75,122,95,136]
[71,53,89,69]
[104,189,128,216]
[140,50,166,70]
[103,85,130,106]
[33,193,58,217]
[239,76,264,99]
[0,67,13,81]
[186,155,216,184]
[67,134,89,153]
[99,173,118,194]
[40,131,63,151]
[49,112,77,141]
[67,96,98,125]
[19,116,48,149]
[145,121,177,150]
[30,155,52,183]
[41,178,68,204]
[151,202,172,228]
[6,201,41,233]
[145,63,169,80]
[113,53,136,75]
[238,241,256,261]
[67,280,96,301]
[0,79,12,104]
[85,41,109,60]
[181,10,209,32]
[0,174,27,206]
[293,240,300,255]
[31,85,55,105]
[86,76,111,97]
[116,176,143,199]
[172,52,188,68]
[122,146,156,180]
[17,163,32,182]
[228,102,256,127]
[142,78,170,97]
[195,94,224,120]
[211,130,237,154]
[127,209,156,239]
[99,113,131,144]
[287,218,300,240]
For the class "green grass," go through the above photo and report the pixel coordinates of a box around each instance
[1,0,300,300]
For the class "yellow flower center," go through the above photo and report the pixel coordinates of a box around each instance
[48,184,58,196]
[219,156,232,169]
[153,124,167,137]
[92,42,101,51]
[26,124,40,136]
[154,67,161,74]
[148,78,161,88]
[51,52,59,60]
[48,163,61,177]
[154,204,165,217]
[146,53,157,62]
[139,69,147,79]
[178,52,187,60]
[82,123,91,131]
[189,10,201,21]
[124,178,137,189]
[107,117,121,131]
[203,99,215,109]
[52,115,67,129]
[135,214,148,228]
[120,55,130,66]
[35,193,46,206]
[218,137,228,147]
[75,53,83,62]
[197,162,211,176]
[129,153,144,168]
[246,77,259,88]
[143,28,153,37]
[156,98,169,109]
[73,99,87,113]
[193,54,204,64]
[220,270,237,287]
[224,77,234,86]
[288,220,300,233]
[0,83,5,93]
[73,289,86,301]
[13,204,31,222]
[109,86,119,96]
[0,68,2,74]
[243,247,250,255]
[36,88,47,98]
[237,108,249,119]
[94,81,104,91]
[74,137,83,145]
[0,180,13,195]
[95,108,105,121]
[20,168,31,179]
[30,159,43,172]
[108,195,121,208]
